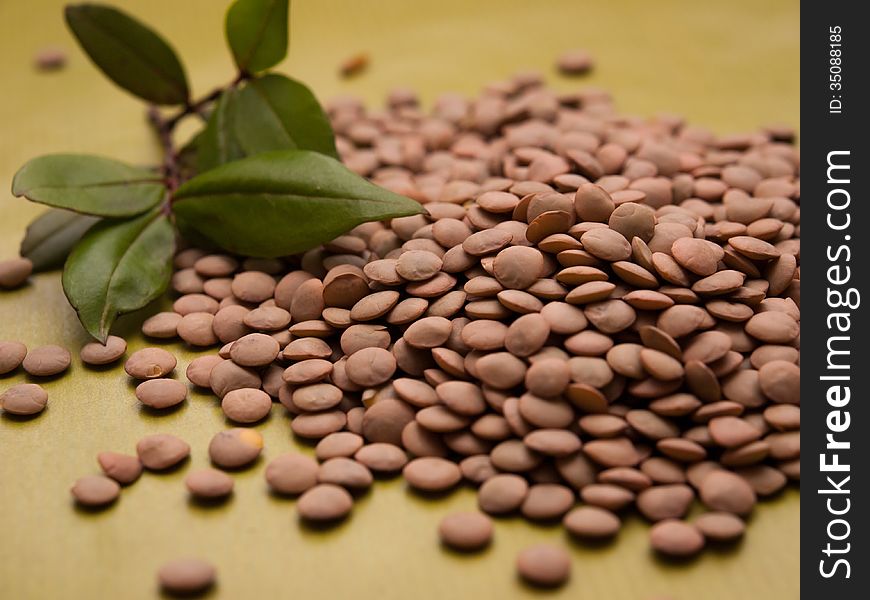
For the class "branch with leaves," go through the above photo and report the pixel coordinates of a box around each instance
[10,0,423,343]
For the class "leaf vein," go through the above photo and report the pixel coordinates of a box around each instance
[97,213,160,335]
[239,0,283,69]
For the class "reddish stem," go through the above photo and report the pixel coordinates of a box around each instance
[147,107,180,193]
[146,73,249,204]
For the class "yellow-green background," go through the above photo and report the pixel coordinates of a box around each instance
[0,1,799,598]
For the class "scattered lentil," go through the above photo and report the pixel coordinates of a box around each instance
[0,383,48,415]
[516,544,571,587]
[22,344,70,376]
[157,558,216,595]
[70,475,120,507]
[438,512,494,550]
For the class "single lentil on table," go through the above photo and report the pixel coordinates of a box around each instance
[3,62,800,592]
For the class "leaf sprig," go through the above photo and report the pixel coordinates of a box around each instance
[11,0,423,342]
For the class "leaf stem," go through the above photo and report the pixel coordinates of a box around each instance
[147,74,249,195]
[167,72,249,128]
[147,106,181,193]
[169,86,222,127]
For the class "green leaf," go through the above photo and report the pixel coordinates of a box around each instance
[174,218,220,253]
[62,210,175,342]
[173,150,423,258]
[12,154,165,217]
[176,130,204,181]
[233,74,338,159]
[197,88,246,172]
[20,209,101,272]
[225,0,289,74]
[65,4,189,105]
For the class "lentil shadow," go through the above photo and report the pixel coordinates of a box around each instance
[289,434,319,449]
[181,343,221,354]
[187,494,234,510]
[145,456,191,476]
[524,517,568,530]
[0,368,22,379]
[113,302,168,340]
[649,548,705,567]
[705,536,745,555]
[79,361,125,374]
[516,575,570,593]
[439,540,493,556]
[1,409,46,424]
[139,401,188,418]
[370,471,403,482]
[188,386,218,402]
[403,485,460,502]
[347,486,373,500]
[210,455,262,473]
[223,412,273,428]
[267,488,301,502]
[563,532,618,550]
[158,582,217,599]
[297,514,352,532]
[24,370,69,384]
[72,498,118,516]
[2,281,33,292]
[124,371,183,389]
[139,335,182,346]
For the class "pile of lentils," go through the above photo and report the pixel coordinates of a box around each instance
[1,59,800,592]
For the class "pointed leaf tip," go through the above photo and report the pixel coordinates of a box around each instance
[65,3,189,105]
[225,0,289,74]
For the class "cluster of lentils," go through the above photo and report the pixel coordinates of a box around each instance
[1,65,799,592]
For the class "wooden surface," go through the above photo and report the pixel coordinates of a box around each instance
[0,0,799,598]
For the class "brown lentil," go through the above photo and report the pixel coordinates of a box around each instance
[403,457,462,491]
[135,378,187,409]
[563,506,621,539]
[438,511,494,550]
[97,451,142,485]
[117,72,803,566]
[694,511,746,542]
[557,49,594,75]
[516,544,571,587]
[209,428,264,469]
[478,474,529,514]
[22,344,70,376]
[650,519,705,557]
[79,336,127,366]
[136,434,190,470]
[0,340,27,374]
[298,483,354,521]
[699,469,757,515]
[185,468,234,499]
[318,457,374,489]
[354,443,409,472]
[229,333,281,367]
[221,388,272,423]
[265,453,319,495]
[316,432,365,460]
[157,558,216,595]
[0,257,32,288]
[186,355,224,388]
[125,348,177,380]
[0,383,48,415]
[70,475,120,507]
[209,360,261,398]
[521,483,575,520]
